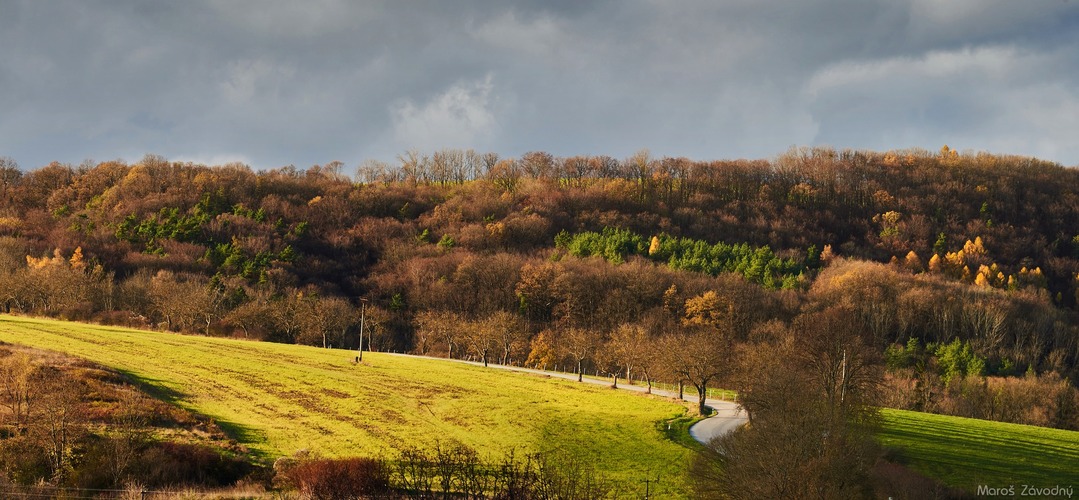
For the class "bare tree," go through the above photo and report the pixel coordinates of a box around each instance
[0,351,38,435]
[464,317,499,367]
[413,310,461,356]
[31,368,86,485]
[225,294,274,339]
[299,295,355,348]
[270,290,306,344]
[558,327,600,382]
[696,314,882,500]
[664,326,732,416]
[793,305,882,425]
[488,311,525,365]
[605,323,653,391]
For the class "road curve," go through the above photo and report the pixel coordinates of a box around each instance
[689,400,747,445]
[383,353,747,445]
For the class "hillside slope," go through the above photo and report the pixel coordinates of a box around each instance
[0,315,695,494]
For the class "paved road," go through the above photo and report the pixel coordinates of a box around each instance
[689,400,747,445]
[385,353,748,445]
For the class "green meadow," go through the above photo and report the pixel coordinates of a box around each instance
[4,315,1078,496]
[878,408,1079,493]
[0,315,693,495]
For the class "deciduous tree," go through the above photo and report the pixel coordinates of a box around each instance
[664,326,732,415]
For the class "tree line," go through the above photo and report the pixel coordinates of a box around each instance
[0,149,1076,425]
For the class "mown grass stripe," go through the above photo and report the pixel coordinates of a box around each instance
[879,408,1079,492]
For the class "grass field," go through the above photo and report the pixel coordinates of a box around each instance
[5,315,1078,496]
[878,408,1079,493]
[0,315,694,496]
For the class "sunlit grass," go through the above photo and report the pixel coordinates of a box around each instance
[879,408,1079,493]
[0,315,694,495]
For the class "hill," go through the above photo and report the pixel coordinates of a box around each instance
[5,315,1079,497]
[0,314,696,496]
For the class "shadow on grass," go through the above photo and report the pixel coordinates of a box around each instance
[214,418,272,462]
[114,368,272,463]
[114,367,188,405]
[878,410,1079,491]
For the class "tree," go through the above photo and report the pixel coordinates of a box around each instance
[595,341,625,389]
[515,262,561,323]
[683,285,763,339]
[105,390,151,486]
[23,248,88,315]
[519,151,555,180]
[269,290,306,344]
[413,310,461,356]
[558,327,600,382]
[464,317,499,367]
[487,159,521,193]
[358,305,392,353]
[696,314,882,499]
[148,271,218,332]
[0,351,37,435]
[793,304,882,423]
[299,295,355,348]
[604,323,651,390]
[31,368,86,485]
[488,311,525,365]
[526,330,559,371]
[904,250,924,273]
[927,253,943,273]
[224,294,274,339]
[664,327,732,415]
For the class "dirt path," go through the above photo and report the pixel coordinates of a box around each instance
[385,353,747,445]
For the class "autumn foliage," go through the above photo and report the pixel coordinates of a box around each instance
[0,148,1076,431]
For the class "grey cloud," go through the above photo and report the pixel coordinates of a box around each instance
[1,0,1077,170]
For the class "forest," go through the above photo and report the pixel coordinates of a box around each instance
[0,146,1077,435]
[1,146,1079,496]
[0,145,1074,390]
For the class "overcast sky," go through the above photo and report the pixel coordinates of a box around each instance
[2,0,1078,171]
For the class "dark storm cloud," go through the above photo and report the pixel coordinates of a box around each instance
[1,0,1077,170]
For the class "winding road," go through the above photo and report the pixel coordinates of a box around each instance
[386,353,748,445]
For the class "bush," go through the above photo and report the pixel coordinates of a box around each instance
[287,457,390,500]
[135,442,252,488]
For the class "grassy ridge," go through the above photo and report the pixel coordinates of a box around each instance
[0,315,693,496]
[879,408,1079,492]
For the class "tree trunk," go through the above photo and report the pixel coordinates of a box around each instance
[611,373,618,389]
[678,380,684,399]
[577,359,583,382]
[697,384,708,416]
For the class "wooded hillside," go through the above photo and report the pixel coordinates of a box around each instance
[0,147,1077,428]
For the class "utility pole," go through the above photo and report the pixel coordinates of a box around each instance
[840,347,848,407]
[357,298,367,363]
[641,474,659,499]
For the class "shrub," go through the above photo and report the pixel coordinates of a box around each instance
[287,457,390,500]
[135,442,252,488]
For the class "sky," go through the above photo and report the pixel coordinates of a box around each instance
[2,0,1079,171]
